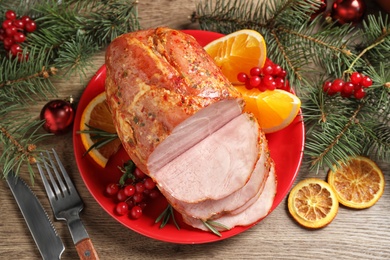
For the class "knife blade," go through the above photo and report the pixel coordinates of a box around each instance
[6,172,65,260]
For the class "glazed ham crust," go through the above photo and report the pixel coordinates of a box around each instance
[105,27,242,173]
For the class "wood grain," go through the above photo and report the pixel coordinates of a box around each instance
[1,1,389,259]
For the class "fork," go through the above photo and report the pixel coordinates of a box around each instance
[37,148,99,260]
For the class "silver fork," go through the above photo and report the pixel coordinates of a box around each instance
[37,148,99,260]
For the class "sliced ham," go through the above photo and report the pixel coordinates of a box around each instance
[182,163,277,231]
[163,134,270,220]
[152,113,260,203]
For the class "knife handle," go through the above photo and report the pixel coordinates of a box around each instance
[75,238,99,260]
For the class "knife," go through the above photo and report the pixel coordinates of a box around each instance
[6,172,65,260]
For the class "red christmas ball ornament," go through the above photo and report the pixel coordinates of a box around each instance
[40,97,75,135]
[331,0,366,25]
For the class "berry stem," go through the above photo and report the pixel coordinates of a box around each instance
[343,38,385,78]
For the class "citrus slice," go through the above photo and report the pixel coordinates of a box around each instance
[327,156,385,209]
[204,29,267,84]
[235,88,301,133]
[288,178,339,229]
[80,92,122,168]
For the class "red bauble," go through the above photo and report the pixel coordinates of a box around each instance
[331,0,366,25]
[40,99,75,135]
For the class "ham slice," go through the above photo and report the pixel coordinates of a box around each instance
[105,27,277,233]
[182,163,277,231]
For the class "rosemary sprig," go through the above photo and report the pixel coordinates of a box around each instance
[202,220,230,237]
[155,204,180,230]
[77,124,118,156]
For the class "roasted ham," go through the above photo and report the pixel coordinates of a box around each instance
[105,27,277,233]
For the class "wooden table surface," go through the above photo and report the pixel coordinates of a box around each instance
[1,1,389,259]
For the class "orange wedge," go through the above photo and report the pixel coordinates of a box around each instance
[327,156,385,209]
[204,29,267,84]
[79,92,122,168]
[288,178,339,229]
[235,88,301,133]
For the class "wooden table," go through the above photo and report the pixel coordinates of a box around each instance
[1,1,389,259]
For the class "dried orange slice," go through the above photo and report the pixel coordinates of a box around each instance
[327,156,385,209]
[79,92,122,168]
[235,88,301,133]
[204,29,267,84]
[288,178,339,229]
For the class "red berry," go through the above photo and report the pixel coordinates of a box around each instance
[330,79,344,93]
[354,88,366,99]
[25,20,37,33]
[116,189,127,202]
[249,75,261,88]
[274,77,285,89]
[144,177,156,190]
[13,32,26,43]
[350,72,362,85]
[257,84,268,92]
[105,183,119,196]
[361,76,372,88]
[262,75,275,88]
[138,201,147,210]
[21,16,31,24]
[124,184,136,197]
[2,20,13,29]
[10,43,23,57]
[245,79,254,90]
[13,20,24,29]
[135,182,145,193]
[115,202,129,216]
[237,72,248,83]
[272,65,282,76]
[250,67,261,76]
[5,25,17,36]
[17,52,29,62]
[278,69,287,78]
[262,64,274,75]
[5,10,17,21]
[342,82,354,97]
[148,189,160,199]
[3,37,15,49]
[130,205,143,219]
[134,167,145,179]
[132,192,144,203]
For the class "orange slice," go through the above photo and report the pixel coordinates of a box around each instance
[327,156,385,209]
[204,29,267,84]
[79,92,122,168]
[235,88,301,133]
[288,178,339,229]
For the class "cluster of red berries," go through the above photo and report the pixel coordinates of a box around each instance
[0,10,37,60]
[237,59,291,92]
[105,165,160,219]
[323,72,372,99]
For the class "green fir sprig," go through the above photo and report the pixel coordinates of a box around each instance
[195,0,390,172]
[0,0,139,179]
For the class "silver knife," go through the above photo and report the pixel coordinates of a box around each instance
[6,172,65,260]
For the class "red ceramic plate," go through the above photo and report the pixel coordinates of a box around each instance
[73,30,305,244]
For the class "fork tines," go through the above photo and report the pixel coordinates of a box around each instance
[37,149,75,201]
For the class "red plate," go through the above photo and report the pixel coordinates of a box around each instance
[73,30,305,244]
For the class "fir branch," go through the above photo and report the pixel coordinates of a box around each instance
[0,1,140,180]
